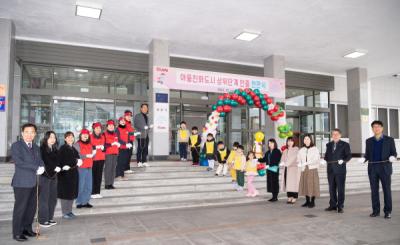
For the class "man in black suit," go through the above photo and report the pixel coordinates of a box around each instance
[360,120,397,219]
[11,123,45,241]
[323,128,352,213]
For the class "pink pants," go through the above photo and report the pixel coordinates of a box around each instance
[247,175,258,196]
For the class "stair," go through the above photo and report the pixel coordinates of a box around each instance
[0,159,399,221]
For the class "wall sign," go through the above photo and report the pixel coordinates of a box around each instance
[153,92,169,133]
[153,66,285,99]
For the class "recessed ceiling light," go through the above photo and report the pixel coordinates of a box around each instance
[343,49,368,58]
[201,96,209,100]
[75,4,102,19]
[74,68,88,73]
[234,31,261,41]
[53,72,58,75]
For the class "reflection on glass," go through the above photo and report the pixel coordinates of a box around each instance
[22,65,53,89]
[300,113,313,133]
[84,102,114,130]
[315,112,329,132]
[315,91,329,108]
[286,88,313,107]
[231,108,247,130]
[53,100,84,143]
[315,134,330,155]
[20,95,52,142]
[249,108,260,130]
[115,72,148,96]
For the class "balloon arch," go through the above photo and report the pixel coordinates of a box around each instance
[202,88,293,140]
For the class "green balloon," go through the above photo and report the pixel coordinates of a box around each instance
[248,101,254,106]
[262,105,268,110]
[220,112,226,117]
[217,100,224,106]
[223,99,230,105]
[245,95,252,100]
[231,101,238,107]
[261,100,267,106]
[279,132,287,139]
[287,131,294,137]
[254,89,260,94]
[212,105,217,111]
[241,91,247,97]
[234,89,240,94]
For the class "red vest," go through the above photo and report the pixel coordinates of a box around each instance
[91,133,105,161]
[117,126,130,150]
[126,121,136,142]
[104,131,119,155]
[78,141,94,168]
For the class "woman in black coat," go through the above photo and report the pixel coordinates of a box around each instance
[259,138,282,202]
[57,131,80,219]
[39,131,60,227]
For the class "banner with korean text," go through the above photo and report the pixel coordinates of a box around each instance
[153,66,285,99]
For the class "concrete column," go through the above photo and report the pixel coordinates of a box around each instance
[148,39,170,159]
[347,67,370,154]
[0,19,15,161]
[263,55,285,147]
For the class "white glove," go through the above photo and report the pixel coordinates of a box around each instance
[389,156,396,163]
[297,163,302,168]
[134,132,141,136]
[86,154,93,158]
[320,159,327,166]
[149,124,154,129]
[36,166,45,175]
[62,165,71,171]
[265,165,269,169]
[116,142,121,148]
[54,167,61,173]
[92,150,97,155]
[77,159,83,167]
[338,160,344,165]
[126,143,133,149]
[279,162,285,167]
[111,142,118,146]
[96,145,102,149]
[358,157,366,164]
[144,126,149,130]
[99,145,104,151]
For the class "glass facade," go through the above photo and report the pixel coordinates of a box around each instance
[20,64,148,142]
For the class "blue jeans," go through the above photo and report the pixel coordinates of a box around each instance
[76,168,92,205]
[179,142,188,159]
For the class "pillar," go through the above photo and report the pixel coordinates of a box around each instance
[148,39,170,159]
[347,67,370,154]
[0,19,15,161]
[263,55,285,147]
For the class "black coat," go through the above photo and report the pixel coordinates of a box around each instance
[259,148,282,167]
[324,140,352,175]
[365,135,397,175]
[40,146,60,179]
[57,144,79,200]
[216,148,231,163]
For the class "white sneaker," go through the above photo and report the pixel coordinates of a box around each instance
[138,162,143,167]
[96,194,103,199]
[180,158,184,161]
[125,170,134,174]
[91,194,102,199]
[143,162,150,167]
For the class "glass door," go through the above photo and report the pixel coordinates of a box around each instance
[52,98,84,142]
[229,107,262,151]
[84,99,115,129]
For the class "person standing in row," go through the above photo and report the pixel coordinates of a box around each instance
[116,117,133,181]
[91,122,105,199]
[233,145,246,191]
[279,137,300,204]
[202,133,217,171]
[74,129,95,209]
[363,120,397,219]
[134,103,151,167]
[178,121,190,161]
[57,131,81,219]
[189,126,201,165]
[216,141,230,176]
[124,110,135,174]
[38,131,60,228]
[298,134,320,208]
[259,139,282,202]
[324,128,352,213]
[104,120,120,189]
[245,151,259,197]
[11,123,45,241]
[227,142,240,189]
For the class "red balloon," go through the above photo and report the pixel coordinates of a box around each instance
[245,88,251,93]
[266,98,273,104]
[223,93,230,99]
[271,116,279,121]
[278,111,285,117]
[249,91,256,97]
[281,145,287,152]
[254,96,260,101]
[273,104,279,112]
[267,110,274,116]
[223,105,232,112]
[217,106,224,113]
[231,94,239,100]
[218,95,224,100]
[264,94,269,100]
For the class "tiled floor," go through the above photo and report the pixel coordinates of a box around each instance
[1,192,399,245]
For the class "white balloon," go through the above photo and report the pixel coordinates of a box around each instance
[268,104,275,110]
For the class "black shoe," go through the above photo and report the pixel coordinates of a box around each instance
[268,198,278,202]
[370,212,380,217]
[13,235,27,242]
[338,208,344,213]
[301,201,309,207]
[384,213,391,219]
[76,204,84,209]
[22,230,37,237]
[84,203,93,208]
[308,197,315,208]
[109,185,116,189]
[325,207,337,211]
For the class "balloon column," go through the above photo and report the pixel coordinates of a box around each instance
[253,131,264,159]
[203,88,293,139]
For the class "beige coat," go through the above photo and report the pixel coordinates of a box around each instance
[297,146,320,172]
[280,147,301,193]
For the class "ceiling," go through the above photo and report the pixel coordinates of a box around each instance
[1,0,399,78]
